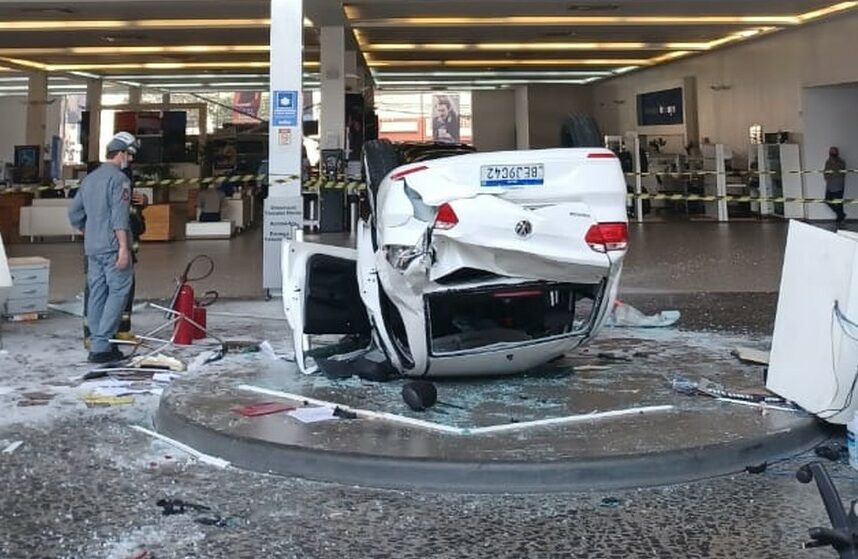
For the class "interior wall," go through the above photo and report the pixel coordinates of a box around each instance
[593,10,858,157]
[0,95,62,167]
[527,85,594,149]
[471,89,517,152]
[802,84,858,220]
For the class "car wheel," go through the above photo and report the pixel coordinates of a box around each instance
[362,139,400,217]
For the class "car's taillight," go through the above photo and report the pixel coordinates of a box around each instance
[585,223,628,252]
[390,165,428,181]
[587,152,617,159]
[434,203,459,230]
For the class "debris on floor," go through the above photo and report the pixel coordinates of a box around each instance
[815,441,848,462]
[607,301,680,328]
[232,401,295,417]
[287,406,338,424]
[598,497,624,509]
[573,365,612,372]
[17,390,56,407]
[157,497,212,516]
[127,353,185,372]
[732,347,770,366]
[671,375,802,412]
[130,425,230,469]
[156,498,239,528]
[124,546,155,559]
[80,394,135,407]
[223,340,262,354]
[746,462,768,474]
[2,440,23,454]
[259,340,294,362]
[596,350,651,362]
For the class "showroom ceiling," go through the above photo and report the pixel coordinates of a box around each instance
[0,0,853,93]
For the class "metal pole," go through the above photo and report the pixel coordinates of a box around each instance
[716,144,728,222]
[634,136,643,224]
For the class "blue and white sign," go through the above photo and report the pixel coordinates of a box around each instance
[272,90,299,127]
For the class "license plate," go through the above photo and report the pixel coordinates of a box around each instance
[480,164,544,187]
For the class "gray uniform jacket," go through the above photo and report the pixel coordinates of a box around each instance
[68,163,131,256]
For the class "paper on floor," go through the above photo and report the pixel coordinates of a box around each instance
[607,301,680,328]
[287,406,337,424]
[2,441,23,454]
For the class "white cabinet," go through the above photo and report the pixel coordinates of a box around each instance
[4,257,49,316]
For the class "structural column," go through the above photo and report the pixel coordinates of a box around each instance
[514,86,530,150]
[26,72,48,176]
[129,85,142,105]
[320,26,345,152]
[86,78,103,164]
[264,0,304,292]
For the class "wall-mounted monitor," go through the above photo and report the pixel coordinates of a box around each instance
[637,87,684,126]
[13,145,40,183]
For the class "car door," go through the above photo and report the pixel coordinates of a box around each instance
[282,240,371,373]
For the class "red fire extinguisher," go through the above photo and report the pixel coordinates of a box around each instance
[169,255,216,346]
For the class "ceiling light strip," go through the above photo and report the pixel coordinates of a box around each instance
[374,71,613,77]
[42,61,318,71]
[365,42,710,52]
[0,18,321,32]
[368,59,653,68]
[351,16,802,28]
[799,1,858,21]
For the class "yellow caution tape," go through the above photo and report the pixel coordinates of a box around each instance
[625,169,858,177]
[1,175,367,194]
[627,193,857,205]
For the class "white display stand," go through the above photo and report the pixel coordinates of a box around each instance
[19,199,81,240]
[758,143,803,219]
[185,221,233,239]
[768,221,858,424]
[702,144,729,222]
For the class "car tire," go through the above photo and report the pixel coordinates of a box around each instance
[363,139,400,216]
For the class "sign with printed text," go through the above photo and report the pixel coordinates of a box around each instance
[272,90,299,127]
[278,128,292,146]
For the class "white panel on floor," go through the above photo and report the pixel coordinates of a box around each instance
[0,234,10,310]
[767,220,858,424]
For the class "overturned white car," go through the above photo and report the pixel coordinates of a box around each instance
[283,142,628,378]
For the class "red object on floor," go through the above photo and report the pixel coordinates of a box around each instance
[232,402,295,417]
[172,283,196,345]
[192,306,207,340]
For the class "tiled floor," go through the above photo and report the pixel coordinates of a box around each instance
[4,219,802,302]
[0,220,852,558]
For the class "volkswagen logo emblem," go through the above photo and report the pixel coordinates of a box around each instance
[515,220,533,238]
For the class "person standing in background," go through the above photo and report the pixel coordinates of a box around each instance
[825,146,847,224]
[197,182,225,222]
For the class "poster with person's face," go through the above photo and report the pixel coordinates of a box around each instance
[432,94,460,144]
[232,91,262,123]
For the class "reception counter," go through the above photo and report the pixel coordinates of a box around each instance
[140,203,187,242]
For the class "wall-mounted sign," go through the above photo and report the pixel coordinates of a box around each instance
[272,90,299,127]
[637,87,684,126]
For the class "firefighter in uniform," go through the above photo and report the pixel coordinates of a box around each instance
[82,132,147,348]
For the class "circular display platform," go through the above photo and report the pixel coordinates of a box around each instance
[155,326,826,493]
